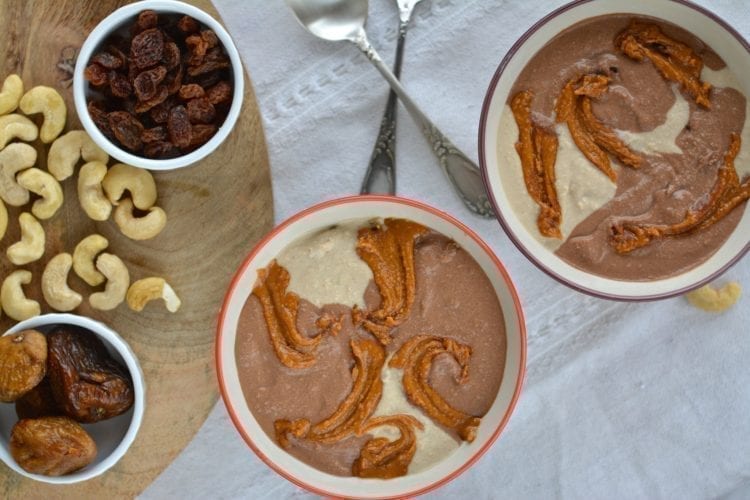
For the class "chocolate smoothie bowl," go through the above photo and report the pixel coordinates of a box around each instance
[216,197,525,498]
[480,0,750,299]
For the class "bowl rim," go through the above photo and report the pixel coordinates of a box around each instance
[0,313,146,484]
[477,0,750,302]
[215,194,527,499]
[73,0,244,171]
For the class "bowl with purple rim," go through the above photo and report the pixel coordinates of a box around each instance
[479,0,750,300]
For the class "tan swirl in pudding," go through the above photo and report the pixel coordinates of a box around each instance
[235,218,506,478]
[500,14,749,280]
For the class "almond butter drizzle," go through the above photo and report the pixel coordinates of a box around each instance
[611,133,749,253]
[510,90,562,238]
[274,338,385,447]
[390,335,481,443]
[555,74,642,182]
[352,414,424,479]
[352,219,429,345]
[252,261,322,369]
[616,21,712,108]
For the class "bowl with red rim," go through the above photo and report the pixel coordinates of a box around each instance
[479,0,750,300]
[215,195,526,498]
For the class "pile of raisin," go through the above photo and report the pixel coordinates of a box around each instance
[84,10,234,158]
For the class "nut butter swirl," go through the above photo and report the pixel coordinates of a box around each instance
[352,414,424,479]
[611,133,750,253]
[390,335,481,443]
[616,21,712,108]
[353,219,429,345]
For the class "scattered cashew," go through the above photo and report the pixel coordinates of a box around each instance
[16,168,64,220]
[127,277,181,313]
[89,253,129,311]
[19,86,66,143]
[114,198,167,240]
[686,282,742,312]
[102,163,157,209]
[42,253,82,312]
[47,130,109,181]
[0,113,38,149]
[77,161,111,221]
[0,142,35,206]
[0,198,7,241]
[73,234,109,286]
[1,270,40,321]
[0,75,23,116]
[7,212,45,265]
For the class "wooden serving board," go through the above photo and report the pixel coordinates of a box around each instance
[0,0,273,496]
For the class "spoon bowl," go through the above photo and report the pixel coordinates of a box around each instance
[285,0,367,42]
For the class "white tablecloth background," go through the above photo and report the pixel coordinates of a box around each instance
[142,0,750,498]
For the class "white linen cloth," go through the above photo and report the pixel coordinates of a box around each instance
[142,0,750,498]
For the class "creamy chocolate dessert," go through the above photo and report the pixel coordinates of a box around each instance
[235,218,506,478]
[499,15,749,280]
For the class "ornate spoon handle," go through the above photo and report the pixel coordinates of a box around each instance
[360,22,408,195]
[353,30,494,218]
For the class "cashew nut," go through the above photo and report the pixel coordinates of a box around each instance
[16,168,64,220]
[42,253,82,312]
[0,198,7,241]
[7,213,45,265]
[686,282,741,312]
[77,161,111,221]
[113,198,167,240]
[89,253,129,311]
[127,277,181,313]
[19,86,66,143]
[0,113,38,149]
[0,75,23,116]
[102,163,157,209]
[73,234,109,286]
[47,130,109,181]
[0,142,35,206]
[1,270,40,321]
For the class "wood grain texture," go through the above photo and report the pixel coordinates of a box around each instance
[0,0,273,496]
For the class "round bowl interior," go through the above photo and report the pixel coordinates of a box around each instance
[479,0,750,300]
[0,313,146,485]
[73,0,244,171]
[216,195,526,499]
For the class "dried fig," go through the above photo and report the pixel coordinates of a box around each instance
[47,326,134,423]
[0,330,47,402]
[16,378,62,419]
[10,416,97,476]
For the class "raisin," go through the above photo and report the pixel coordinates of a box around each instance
[134,84,169,114]
[133,65,167,101]
[84,64,109,86]
[132,9,158,35]
[107,44,130,70]
[144,140,180,158]
[177,15,200,34]
[162,41,180,70]
[91,51,123,70]
[168,105,191,148]
[88,101,114,137]
[108,111,144,152]
[189,123,217,147]
[200,30,219,49]
[190,70,223,88]
[16,378,62,419]
[165,63,184,95]
[47,326,134,423]
[0,330,47,403]
[186,34,208,66]
[130,27,164,70]
[206,80,232,105]
[178,83,205,100]
[10,417,97,476]
[150,99,171,123]
[142,126,167,144]
[109,71,132,98]
[186,97,215,124]
[188,59,230,77]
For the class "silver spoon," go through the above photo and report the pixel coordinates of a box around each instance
[286,0,493,218]
[360,0,423,195]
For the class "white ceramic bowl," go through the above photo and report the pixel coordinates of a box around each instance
[73,0,244,170]
[216,195,526,499]
[0,314,146,484]
[479,0,750,300]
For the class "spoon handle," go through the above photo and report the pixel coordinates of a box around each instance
[360,21,408,195]
[353,30,494,218]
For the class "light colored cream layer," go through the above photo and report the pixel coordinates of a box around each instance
[369,358,460,474]
[616,85,688,155]
[276,221,373,308]
[497,105,616,250]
